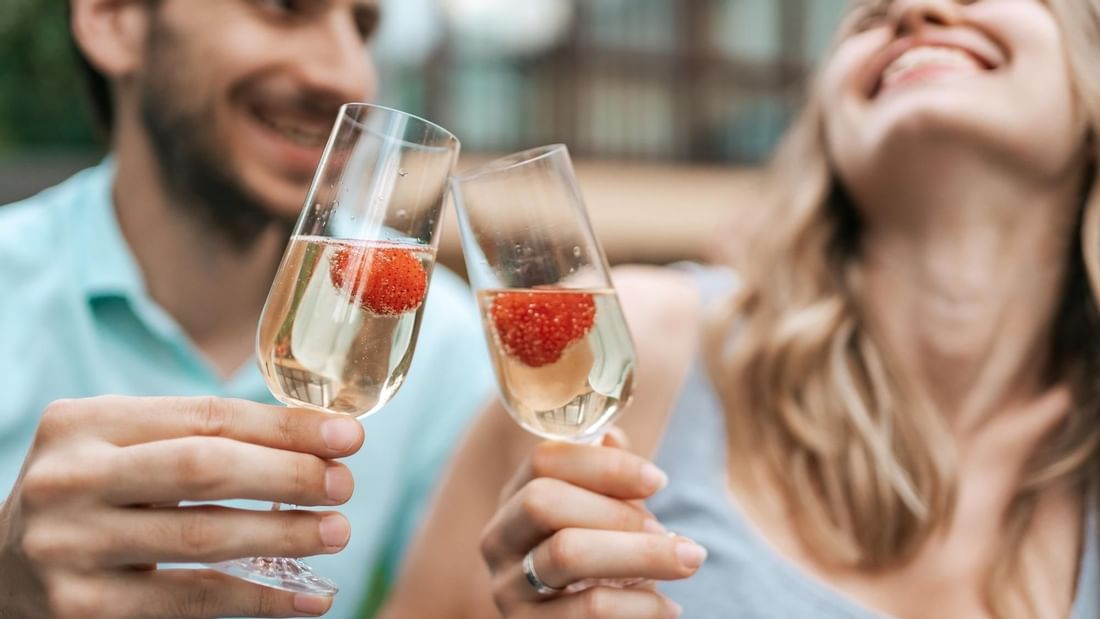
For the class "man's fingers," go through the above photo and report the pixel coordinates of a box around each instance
[498,530,704,606]
[512,587,681,619]
[482,478,662,566]
[56,569,334,619]
[500,441,668,504]
[88,506,350,566]
[101,437,353,506]
[65,396,364,458]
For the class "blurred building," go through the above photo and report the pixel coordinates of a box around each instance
[376,0,848,163]
[372,0,849,264]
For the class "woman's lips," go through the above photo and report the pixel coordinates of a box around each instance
[878,45,987,94]
[866,34,1003,98]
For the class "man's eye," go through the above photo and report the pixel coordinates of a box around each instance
[256,0,303,15]
[354,5,381,41]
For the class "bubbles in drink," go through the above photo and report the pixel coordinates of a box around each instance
[257,236,435,417]
[477,288,635,442]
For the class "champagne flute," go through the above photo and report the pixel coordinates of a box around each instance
[451,144,635,444]
[452,144,640,592]
[210,103,459,596]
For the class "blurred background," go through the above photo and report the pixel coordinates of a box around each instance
[0,0,849,266]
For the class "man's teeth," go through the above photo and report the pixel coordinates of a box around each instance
[882,46,983,87]
[255,111,327,148]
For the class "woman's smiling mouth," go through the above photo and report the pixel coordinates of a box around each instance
[880,45,986,92]
[868,34,1003,98]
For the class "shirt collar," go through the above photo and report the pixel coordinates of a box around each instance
[77,158,148,300]
[66,159,271,392]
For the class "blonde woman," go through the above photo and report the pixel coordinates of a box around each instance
[379,0,1100,617]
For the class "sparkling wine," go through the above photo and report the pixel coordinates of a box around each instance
[477,288,635,441]
[257,235,434,416]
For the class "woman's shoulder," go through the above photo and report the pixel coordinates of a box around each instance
[613,264,702,327]
[611,264,723,457]
[612,263,739,338]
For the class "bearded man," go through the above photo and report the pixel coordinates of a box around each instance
[0,1,492,617]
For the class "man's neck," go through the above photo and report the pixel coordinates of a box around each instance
[110,116,286,378]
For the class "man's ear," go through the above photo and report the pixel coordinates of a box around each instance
[71,0,152,79]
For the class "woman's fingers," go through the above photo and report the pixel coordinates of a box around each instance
[482,435,691,619]
[511,586,682,619]
[500,441,668,505]
[497,529,704,605]
[601,426,630,450]
[482,477,664,566]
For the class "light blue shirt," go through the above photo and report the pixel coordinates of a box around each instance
[0,161,495,618]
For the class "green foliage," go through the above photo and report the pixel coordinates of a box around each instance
[0,0,99,153]
[358,561,391,618]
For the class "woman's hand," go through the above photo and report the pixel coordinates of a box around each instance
[480,432,705,618]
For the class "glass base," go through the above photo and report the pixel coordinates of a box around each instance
[209,557,339,596]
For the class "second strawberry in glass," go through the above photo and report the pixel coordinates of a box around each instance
[451,144,636,444]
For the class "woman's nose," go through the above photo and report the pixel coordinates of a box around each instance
[889,0,965,36]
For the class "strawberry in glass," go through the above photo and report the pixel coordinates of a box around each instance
[257,237,434,416]
[477,288,634,441]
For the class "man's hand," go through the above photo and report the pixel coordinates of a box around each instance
[0,396,365,619]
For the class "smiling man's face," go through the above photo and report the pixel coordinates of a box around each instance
[134,0,379,243]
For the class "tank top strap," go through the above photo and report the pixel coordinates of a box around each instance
[669,261,740,308]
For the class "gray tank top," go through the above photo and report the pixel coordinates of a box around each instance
[647,266,1099,618]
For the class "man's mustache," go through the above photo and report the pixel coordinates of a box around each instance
[245,83,351,125]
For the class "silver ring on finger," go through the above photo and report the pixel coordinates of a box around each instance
[523,549,564,596]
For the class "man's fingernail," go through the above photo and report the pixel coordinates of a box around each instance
[676,540,707,569]
[319,514,351,549]
[321,418,359,451]
[325,465,354,503]
[640,463,669,492]
[293,594,332,615]
[643,518,668,534]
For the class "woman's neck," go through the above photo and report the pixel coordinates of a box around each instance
[857,160,1085,431]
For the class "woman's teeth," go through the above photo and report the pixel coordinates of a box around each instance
[881,46,984,90]
[255,111,327,148]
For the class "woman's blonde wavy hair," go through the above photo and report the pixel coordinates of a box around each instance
[706,0,1100,615]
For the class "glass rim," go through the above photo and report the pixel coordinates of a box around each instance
[452,143,568,183]
[337,102,460,147]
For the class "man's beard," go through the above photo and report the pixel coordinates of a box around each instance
[139,71,295,251]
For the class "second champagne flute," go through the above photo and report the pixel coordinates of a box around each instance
[451,144,636,444]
